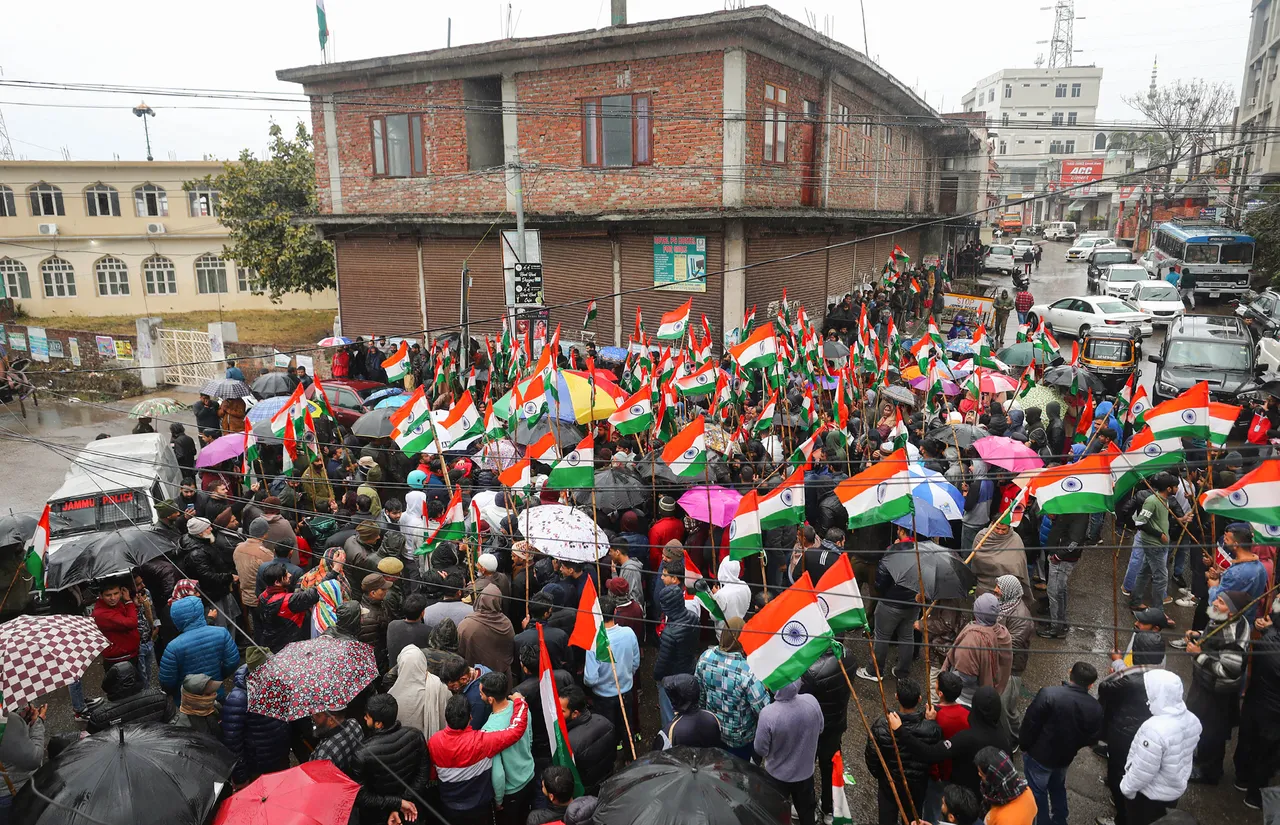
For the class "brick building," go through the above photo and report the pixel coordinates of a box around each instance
[278,6,985,346]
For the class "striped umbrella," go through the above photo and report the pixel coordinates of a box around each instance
[129,397,184,418]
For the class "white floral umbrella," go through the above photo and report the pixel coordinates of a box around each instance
[521,504,609,562]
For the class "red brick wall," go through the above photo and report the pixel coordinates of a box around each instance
[824,84,937,213]
[743,53,824,207]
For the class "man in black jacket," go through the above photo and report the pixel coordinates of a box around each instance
[169,423,198,480]
[352,694,428,825]
[1045,401,1066,457]
[86,661,173,733]
[512,593,569,672]
[654,562,699,729]
[561,685,616,795]
[1020,661,1103,825]
[1040,512,1089,639]
[1098,633,1165,825]
[1234,605,1280,809]
[865,677,941,825]
[258,564,322,653]
[802,644,856,821]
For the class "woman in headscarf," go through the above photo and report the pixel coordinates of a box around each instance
[974,746,1037,824]
[995,574,1034,739]
[387,645,451,739]
[457,584,515,677]
[943,593,1013,707]
[424,617,460,675]
[712,558,751,625]
[421,542,466,602]
[310,578,346,638]
[969,520,1031,601]
[399,490,428,550]
[1005,407,1026,439]
[297,546,349,599]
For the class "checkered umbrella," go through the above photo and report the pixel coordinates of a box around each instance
[246,635,378,721]
[0,615,108,709]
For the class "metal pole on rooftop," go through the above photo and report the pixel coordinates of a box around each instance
[611,0,626,26]
[512,161,527,263]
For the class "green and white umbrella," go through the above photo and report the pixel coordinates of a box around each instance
[129,397,184,418]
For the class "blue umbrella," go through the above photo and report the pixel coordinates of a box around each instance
[945,339,974,355]
[374,394,410,410]
[363,387,404,405]
[247,396,289,423]
[908,464,965,520]
[598,346,629,362]
[893,499,953,538]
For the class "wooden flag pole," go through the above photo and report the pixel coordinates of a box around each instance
[861,631,919,823]
[606,644,638,760]
[838,657,911,825]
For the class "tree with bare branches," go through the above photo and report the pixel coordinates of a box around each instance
[1123,80,1236,180]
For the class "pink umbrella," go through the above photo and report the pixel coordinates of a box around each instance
[195,433,247,468]
[678,485,743,528]
[909,375,961,396]
[974,435,1044,472]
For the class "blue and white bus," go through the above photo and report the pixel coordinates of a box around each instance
[1150,219,1256,298]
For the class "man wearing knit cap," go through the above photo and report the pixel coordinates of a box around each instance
[360,573,392,672]
[356,456,383,517]
[648,496,686,577]
[1186,589,1252,785]
[606,576,645,639]
[342,521,382,597]
[234,518,274,640]
[180,516,240,630]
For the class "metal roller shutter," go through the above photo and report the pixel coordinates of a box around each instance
[335,237,420,337]
[827,239,855,303]
[896,229,922,265]
[541,237,616,347]
[853,231,878,291]
[745,235,828,327]
[619,234,723,351]
[457,237,506,338]
[419,238,469,340]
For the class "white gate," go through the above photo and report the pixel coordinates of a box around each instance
[158,328,217,388]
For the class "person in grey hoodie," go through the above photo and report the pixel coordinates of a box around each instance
[754,678,824,825]
[0,704,46,819]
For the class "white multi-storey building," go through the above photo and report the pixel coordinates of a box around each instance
[1235,0,1280,186]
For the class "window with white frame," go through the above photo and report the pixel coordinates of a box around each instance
[143,255,177,295]
[1071,83,1082,97]
[0,186,15,218]
[1065,139,1076,153]
[134,183,168,217]
[1004,84,1012,99]
[236,266,262,293]
[1001,113,1009,127]
[1051,112,1064,126]
[28,183,64,217]
[195,254,228,294]
[1055,83,1067,98]
[763,84,788,163]
[998,141,1008,155]
[94,256,130,296]
[188,188,220,217]
[1067,111,1078,126]
[85,184,121,217]
[40,257,76,297]
[0,258,30,299]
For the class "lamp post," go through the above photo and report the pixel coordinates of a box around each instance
[132,101,155,161]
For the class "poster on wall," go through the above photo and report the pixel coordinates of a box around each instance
[274,351,292,368]
[68,337,82,366]
[27,327,49,363]
[653,236,707,293]
[115,340,134,360]
[96,336,117,359]
[9,333,26,351]
[49,339,65,359]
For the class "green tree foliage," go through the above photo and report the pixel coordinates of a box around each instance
[185,122,333,300]
[1243,184,1280,287]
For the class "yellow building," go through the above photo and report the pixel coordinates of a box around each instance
[0,160,337,317]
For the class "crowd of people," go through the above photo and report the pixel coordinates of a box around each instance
[4,276,1280,825]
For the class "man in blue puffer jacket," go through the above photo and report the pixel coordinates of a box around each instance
[159,596,240,699]
[221,647,290,783]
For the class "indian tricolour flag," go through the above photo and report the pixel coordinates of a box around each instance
[832,751,853,825]
[1208,401,1242,447]
[729,324,778,372]
[759,468,806,529]
[815,553,866,631]
[538,624,585,795]
[674,361,718,397]
[656,299,693,342]
[568,575,611,660]
[728,490,763,560]
[740,572,834,691]
[420,488,465,553]
[316,0,329,49]
[1126,385,1150,428]
[608,388,653,435]
[583,299,597,329]
[1110,429,1183,500]
[269,383,308,437]
[661,416,708,478]
[546,435,594,490]
[24,504,50,591]
[526,432,562,465]
[1031,451,1115,514]
[887,409,909,451]
[752,391,778,435]
[499,459,533,494]
[835,449,914,528]
[1145,381,1210,441]
[242,418,260,484]
[390,386,434,455]
[441,391,482,447]
[1200,459,1280,524]
[382,341,411,383]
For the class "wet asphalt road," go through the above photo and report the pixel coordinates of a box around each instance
[0,246,1253,823]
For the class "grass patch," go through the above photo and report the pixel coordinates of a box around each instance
[20,309,335,347]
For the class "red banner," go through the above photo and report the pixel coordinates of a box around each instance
[1060,159,1104,185]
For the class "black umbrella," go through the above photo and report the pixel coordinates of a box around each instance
[13,723,235,825]
[595,746,788,825]
[881,384,917,408]
[880,541,977,600]
[199,378,252,399]
[635,450,730,486]
[1041,364,1106,393]
[351,408,396,439]
[925,423,987,448]
[997,342,1062,370]
[44,527,179,591]
[250,371,297,398]
[574,467,649,512]
[0,512,37,548]
[514,417,585,450]
[1259,379,1280,401]
[822,340,850,360]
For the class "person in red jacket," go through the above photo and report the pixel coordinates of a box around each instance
[93,582,141,668]
[427,693,531,824]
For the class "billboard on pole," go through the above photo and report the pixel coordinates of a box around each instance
[1060,159,1104,185]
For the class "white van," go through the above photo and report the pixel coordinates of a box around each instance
[1044,221,1078,242]
[45,433,183,557]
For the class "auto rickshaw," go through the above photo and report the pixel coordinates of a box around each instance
[1079,327,1141,394]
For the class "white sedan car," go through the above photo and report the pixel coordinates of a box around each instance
[1125,280,1185,324]
[1011,238,1036,255]
[1066,236,1113,261]
[1027,295,1154,339]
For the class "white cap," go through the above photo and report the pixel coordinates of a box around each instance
[478,553,498,572]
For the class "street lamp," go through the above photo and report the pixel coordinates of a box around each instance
[132,101,155,161]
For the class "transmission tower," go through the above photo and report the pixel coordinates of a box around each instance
[1047,0,1076,68]
[0,110,13,161]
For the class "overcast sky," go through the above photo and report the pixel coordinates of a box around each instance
[0,0,1250,162]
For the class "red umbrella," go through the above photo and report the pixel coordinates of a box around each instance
[213,761,358,825]
[246,635,377,721]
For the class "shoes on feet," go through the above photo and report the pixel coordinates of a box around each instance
[1245,789,1263,810]
[1162,596,1174,605]
[1170,638,1188,650]
[855,667,882,683]
[1175,596,1197,608]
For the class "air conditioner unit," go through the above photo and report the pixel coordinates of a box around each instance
[37,223,58,236]
[145,222,166,235]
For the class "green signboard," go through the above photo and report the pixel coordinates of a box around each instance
[653,235,707,293]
